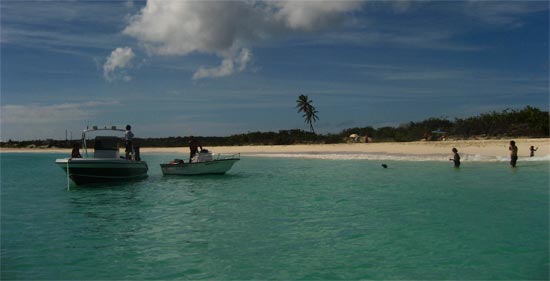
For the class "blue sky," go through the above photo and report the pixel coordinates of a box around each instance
[1,0,548,140]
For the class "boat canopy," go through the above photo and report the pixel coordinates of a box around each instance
[81,127,126,158]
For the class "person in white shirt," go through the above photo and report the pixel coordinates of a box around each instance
[124,125,134,159]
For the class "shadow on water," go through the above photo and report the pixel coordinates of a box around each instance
[68,181,145,209]
[67,176,149,190]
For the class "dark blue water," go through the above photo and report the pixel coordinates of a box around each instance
[1,153,548,279]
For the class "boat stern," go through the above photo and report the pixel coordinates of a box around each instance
[55,158,70,172]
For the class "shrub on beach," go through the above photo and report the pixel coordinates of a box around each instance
[2,106,548,148]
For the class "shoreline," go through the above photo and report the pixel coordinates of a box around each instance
[1,138,548,159]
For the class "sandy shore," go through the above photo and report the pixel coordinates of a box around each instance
[2,138,548,158]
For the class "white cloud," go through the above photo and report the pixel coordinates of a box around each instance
[192,57,235,80]
[236,48,252,72]
[463,1,548,27]
[117,0,363,79]
[272,1,362,31]
[122,1,265,59]
[0,101,120,140]
[103,47,135,81]
[322,30,483,52]
[1,101,119,124]
[387,0,415,14]
[192,48,252,80]
[2,104,89,125]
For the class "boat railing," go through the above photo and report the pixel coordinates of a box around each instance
[214,153,240,160]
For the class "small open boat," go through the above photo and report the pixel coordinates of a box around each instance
[55,126,148,185]
[160,150,239,176]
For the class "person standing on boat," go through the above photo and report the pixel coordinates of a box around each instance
[124,125,134,160]
[188,136,203,162]
[509,140,518,167]
[71,142,82,158]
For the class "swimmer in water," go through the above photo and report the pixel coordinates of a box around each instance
[449,147,460,168]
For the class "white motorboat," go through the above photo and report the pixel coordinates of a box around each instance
[160,150,240,176]
[55,126,148,185]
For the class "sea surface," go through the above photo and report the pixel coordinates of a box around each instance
[1,152,548,280]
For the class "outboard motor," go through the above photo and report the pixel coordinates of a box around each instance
[134,146,141,161]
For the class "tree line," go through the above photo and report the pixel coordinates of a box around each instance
[339,106,548,142]
[2,106,548,148]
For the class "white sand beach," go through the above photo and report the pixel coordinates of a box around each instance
[2,138,548,159]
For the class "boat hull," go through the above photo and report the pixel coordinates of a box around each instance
[160,159,239,175]
[56,158,148,185]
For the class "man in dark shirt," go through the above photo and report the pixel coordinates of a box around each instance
[189,136,203,162]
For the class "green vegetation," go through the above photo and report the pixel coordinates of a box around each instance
[2,106,548,148]
[340,106,548,142]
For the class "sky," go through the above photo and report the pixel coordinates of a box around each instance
[1,0,548,140]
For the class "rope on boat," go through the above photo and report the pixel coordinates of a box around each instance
[66,158,70,191]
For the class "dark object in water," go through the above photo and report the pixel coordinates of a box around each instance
[381,164,388,168]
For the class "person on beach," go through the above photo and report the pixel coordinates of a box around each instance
[449,147,460,168]
[71,142,82,158]
[124,125,134,160]
[509,140,518,167]
[188,136,203,162]
[530,146,538,157]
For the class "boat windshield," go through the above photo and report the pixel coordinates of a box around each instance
[94,136,120,150]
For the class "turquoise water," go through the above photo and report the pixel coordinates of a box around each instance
[1,153,548,280]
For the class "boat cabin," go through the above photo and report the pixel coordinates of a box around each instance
[93,136,120,158]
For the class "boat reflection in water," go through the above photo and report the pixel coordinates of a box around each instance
[55,126,148,185]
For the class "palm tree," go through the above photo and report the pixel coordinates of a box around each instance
[296,94,319,134]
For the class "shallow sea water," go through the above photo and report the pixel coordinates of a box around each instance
[1,153,549,280]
